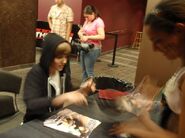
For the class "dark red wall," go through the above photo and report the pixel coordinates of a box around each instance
[38,0,147,52]
[38,0,82,24]
[81,0,147,52]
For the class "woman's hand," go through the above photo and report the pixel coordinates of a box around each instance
[109,119,177,138]
[78,29,87,41]
[79,77,96,96]
[52,91,88,108]
[69,112,90,127]
[62,91,88,107]
[109,118,144,136]
[109,122,128,136]
[80,35,89,42]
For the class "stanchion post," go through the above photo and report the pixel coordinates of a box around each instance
[106,30,128,67]
[108,33,119,67]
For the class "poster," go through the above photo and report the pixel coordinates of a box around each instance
[43,108,101,138]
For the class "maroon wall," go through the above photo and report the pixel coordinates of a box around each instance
[38,0,147,52]
[82,0,147,52]
[38,0,82,24]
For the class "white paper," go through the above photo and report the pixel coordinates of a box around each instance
[43,108,101,138]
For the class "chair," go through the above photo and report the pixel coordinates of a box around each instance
[132,31,143,49]
[0,70,23,132]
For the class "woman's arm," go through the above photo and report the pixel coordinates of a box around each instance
[51,90,87,108]
[52,77,95,107]
[126,127,176,138]
[78,18,105,42]
[138,111,166,133]
[79,27,105,42]
[110,117,177,138]
[85,27,105,40]
[178,76,185,138]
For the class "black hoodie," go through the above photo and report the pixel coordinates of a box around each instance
[23,33,72,122]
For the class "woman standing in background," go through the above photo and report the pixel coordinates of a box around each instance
[78,5,105,81]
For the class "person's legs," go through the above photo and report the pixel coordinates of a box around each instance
[80,51,88,81]
[83,49,101,81]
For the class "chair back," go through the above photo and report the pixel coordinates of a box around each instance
[0,71,22,94]
[0,70,22,119]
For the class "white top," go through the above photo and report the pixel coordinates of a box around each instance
[163,67,185,114]
[48,71,61,96]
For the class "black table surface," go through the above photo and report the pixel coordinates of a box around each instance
[0,94,134,138]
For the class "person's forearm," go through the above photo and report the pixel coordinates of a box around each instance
[128,128,177,138]
[51,90,77,107]
[138,113,165,133]
[86,34,105,40]
[51,94,66,107]
[65,22,73,41]
[48,18,52,30]
[86,27,105,40]
[141,117,165,133]
[83,27,105,41]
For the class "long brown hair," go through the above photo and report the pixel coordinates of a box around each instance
[145,0,185,33]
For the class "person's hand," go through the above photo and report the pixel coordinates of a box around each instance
[109,122,128,136]
[80,35,89,42]
[116,93,153,116]
[69,112,89,127]
[79,77,96,96]
[109,118,148,136]
[109,120,138,136]
[57,109,89,132]
[61,91,88,107]
[57,110,90,136]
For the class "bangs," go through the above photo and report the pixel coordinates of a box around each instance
[55,42,71,57]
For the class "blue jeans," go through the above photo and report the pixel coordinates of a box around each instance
[80,48,101,81]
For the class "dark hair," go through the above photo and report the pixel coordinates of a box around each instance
[39,33,70,75]
[83,5,100,17]
[145,0,185,33]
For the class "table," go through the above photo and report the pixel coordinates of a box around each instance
[0,94,134,138]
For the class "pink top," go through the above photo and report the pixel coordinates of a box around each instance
[82,17,105,47]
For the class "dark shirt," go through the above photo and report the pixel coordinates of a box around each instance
[23,64,52,122]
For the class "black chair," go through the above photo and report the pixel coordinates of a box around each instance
[0,70,23,132]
